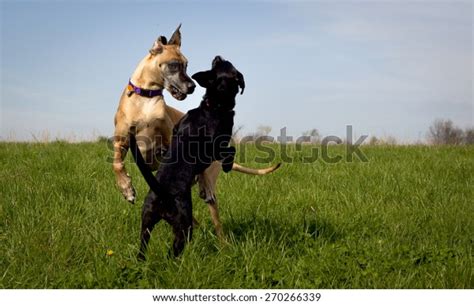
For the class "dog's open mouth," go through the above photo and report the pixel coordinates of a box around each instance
[168,85,187,101]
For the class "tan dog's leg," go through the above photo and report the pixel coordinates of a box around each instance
[208,201,223,240]
[113,121,136,203]
[198,161,224,239]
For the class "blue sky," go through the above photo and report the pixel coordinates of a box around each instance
[1,0,472,142]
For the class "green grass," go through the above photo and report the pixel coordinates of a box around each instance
[0,141,472,288]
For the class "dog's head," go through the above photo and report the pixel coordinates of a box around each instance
[192,56,245,106]
[148,24,195,100]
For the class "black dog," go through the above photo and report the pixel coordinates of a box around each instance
[129,56,245,258]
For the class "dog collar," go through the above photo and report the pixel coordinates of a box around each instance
[127,80,163,98]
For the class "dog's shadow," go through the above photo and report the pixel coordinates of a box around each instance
[223,215,341,248]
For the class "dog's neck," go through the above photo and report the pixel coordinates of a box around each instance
[130,55,165,90]
[201,94,235,112]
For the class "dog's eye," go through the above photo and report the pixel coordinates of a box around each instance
[167,62,181,71]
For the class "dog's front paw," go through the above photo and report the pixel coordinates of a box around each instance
[137,251,146,261]
[124,187,136,204]
[117,173,136,204]
[222,161,233,173]
[222,146,236,173]
[120,183,136,204]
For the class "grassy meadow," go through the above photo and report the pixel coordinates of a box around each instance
[0,141,472,288]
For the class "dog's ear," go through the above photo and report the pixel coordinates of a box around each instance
[236,71,245,94]
[192,70,214,88]
[212,56,224,68]
[169,24,182,47]
[149,36,167,55]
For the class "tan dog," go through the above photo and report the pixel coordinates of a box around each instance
[113,25,279,238]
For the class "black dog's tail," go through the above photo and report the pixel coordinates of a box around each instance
[128,132,161,195]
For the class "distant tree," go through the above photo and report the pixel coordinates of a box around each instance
[233,125,244,137]
[368,136,379,145]
[464,128,474,145]
[256,125,272,137]
[302,128,321,144]
[367,135,397,146]
[382,136,398,146]
[242,125,272,142]
[96,136,110,143]
[427,119,464,145]
[232,125,244,143]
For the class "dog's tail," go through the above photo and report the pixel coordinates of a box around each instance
[232,162,281,175]
[128,132,161,195]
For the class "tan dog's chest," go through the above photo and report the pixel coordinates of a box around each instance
[123,96,173,166]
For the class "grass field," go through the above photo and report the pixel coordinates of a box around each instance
[0,141,472,288]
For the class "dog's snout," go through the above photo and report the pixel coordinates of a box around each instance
[187,82,196,93]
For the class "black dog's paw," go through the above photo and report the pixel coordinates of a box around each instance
[222,146,236,173]
[222,162,233,173]
[137,251,146,261]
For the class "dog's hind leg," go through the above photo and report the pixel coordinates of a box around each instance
[207,200,224,241]
[198,162,225,240]
[169,192,193,257]
[198,162,221,204]
[138,192,162,260]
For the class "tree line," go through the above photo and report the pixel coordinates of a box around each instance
[235,119,474,145]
